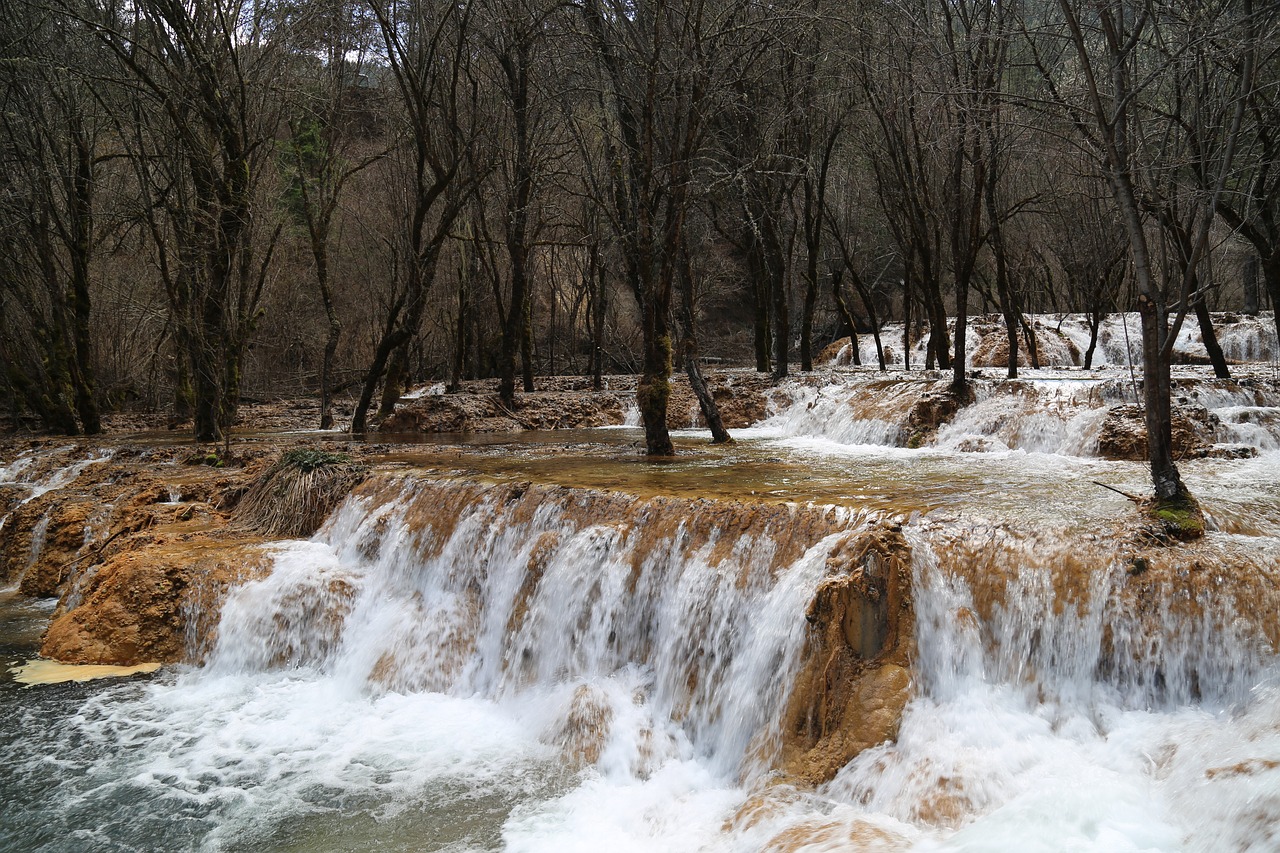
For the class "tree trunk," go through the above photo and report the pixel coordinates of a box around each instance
[749,247,771,373]
[1085,310,1104,369]
[520,285,535,393]
[449,263,468,396]
[1262,250,1280,348]
[830,268,862,367]
[592,257,606,391]
[1243,254,1259,316]
[921,276,951,371]
[902,275,913,371]
[69,134,101,435]
[352,311,405,434]
[677,248,730,444]
[769,245,789,381]
[801,271,817,372]
[952,280,968,389]
[378,343,408,417]
[1138,292,1183,500]
[637,296,674,456]
[314,240,342,429]
[1194,297,1230,379]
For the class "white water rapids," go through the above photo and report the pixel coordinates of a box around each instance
[4,369,1280,852]
[5,457,1279,852]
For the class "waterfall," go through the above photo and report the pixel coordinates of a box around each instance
[4,443,1279,852]
[208,478,866,782]
[753,374,1280,457]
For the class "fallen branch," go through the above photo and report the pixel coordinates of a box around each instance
[1092,481,1146,503]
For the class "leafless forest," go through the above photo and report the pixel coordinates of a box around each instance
[2,0,1277,489]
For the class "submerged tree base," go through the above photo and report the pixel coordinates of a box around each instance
[1145,488,1206,542]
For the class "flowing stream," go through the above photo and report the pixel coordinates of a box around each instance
[3,377,1280,852]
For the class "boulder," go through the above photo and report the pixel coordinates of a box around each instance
[41,533,270,666]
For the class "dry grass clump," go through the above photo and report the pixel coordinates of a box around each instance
[235,449,368,537]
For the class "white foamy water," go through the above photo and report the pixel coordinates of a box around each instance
[831,313,1279,371]
[4,466,1279,852]
[749,370,1280,459]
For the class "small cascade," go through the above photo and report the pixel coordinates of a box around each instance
[904,523,1279,710]
[12,512,52,591]
[757,372,1280,457]
[784,521,1280,851]
[621,400,641,427]
[829,313,1278,370]
[207,477,866,781]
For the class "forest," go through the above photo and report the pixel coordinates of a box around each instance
[2,0,1277,489]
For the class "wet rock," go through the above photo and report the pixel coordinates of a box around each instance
[819,337,855,366]
[0,483,30,518]
[780,525,915,785]
[17,502,92,597]
[381,390,629,433]
[671,372,772,430]
[1097,404,1221,461]
[1189,444,1258,460]
[762,817,910,852]
[41,534,270,666]
[553,683,614,767]
[970,324,1081,369]
[904,384,973,448]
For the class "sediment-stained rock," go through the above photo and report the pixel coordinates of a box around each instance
[779,525,916,785]
[41,532,271,666]
[969,324,1081,369]
[1096,403,1221,460]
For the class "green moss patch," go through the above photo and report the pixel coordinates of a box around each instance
[1147,489,1206,541]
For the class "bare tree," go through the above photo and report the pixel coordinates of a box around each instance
[578,0,737,454]
[1034,0,1254,507]
[0,3,105,433]
[350,0,483,433]
[281,1,387,429]
[75,0,287,442]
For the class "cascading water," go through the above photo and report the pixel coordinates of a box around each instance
[3,420,1280,851]
[829,313,1279,370]
[211,479,862,783]
[808,528,1280,853]
[751,371,1280,458]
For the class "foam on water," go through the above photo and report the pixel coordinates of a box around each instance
[4,456,1280,851]
[753,370,1280,459]
[836,313,1278,370]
